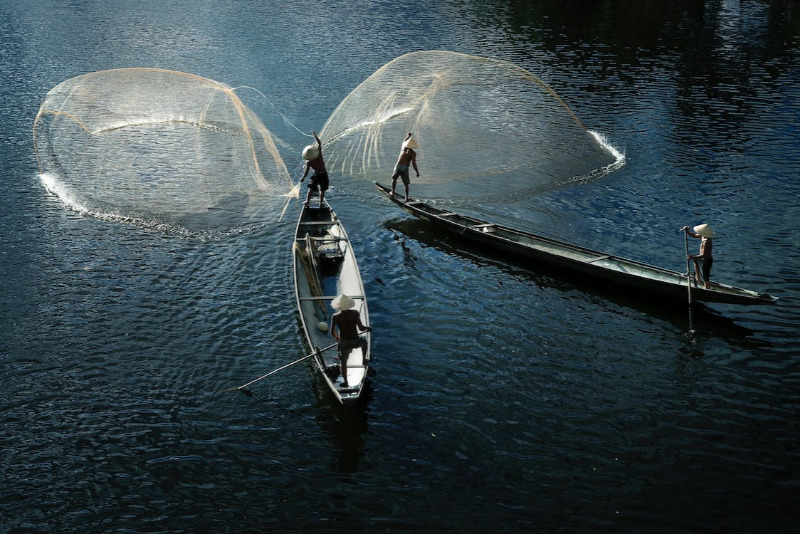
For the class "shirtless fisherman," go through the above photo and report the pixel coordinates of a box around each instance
[390,132,420,202]
[300,130,328,208]
[682,223,715,289]
[329,294,372,388]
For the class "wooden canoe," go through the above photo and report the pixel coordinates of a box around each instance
[293,198,371,405]
[375,182,777,306]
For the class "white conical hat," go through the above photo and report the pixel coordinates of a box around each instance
[402,137,419,149]
[693,224,715,238]
[302,144,320,160]
[331,294,356,311]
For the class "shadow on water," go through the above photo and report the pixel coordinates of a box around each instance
[383,216,767,344]
[234,360,373,473]
[280,310,372,474]
[310,372,373,473]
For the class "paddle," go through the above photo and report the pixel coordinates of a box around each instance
[238,342,337,396]
[682,227,695,333]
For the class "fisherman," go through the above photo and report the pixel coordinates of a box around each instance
[300,130,328,208]
[390,132,420,202]
[683,223,715,289]
[329,294,372,388]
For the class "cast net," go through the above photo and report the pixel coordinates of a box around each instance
[33,68,294,231]
[320,51,623,200]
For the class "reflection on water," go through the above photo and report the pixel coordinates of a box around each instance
[3,0,800,532]
[382,216,764,343]
[313,383,372,474]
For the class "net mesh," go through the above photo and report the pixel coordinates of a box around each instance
[319,51,620,199]
[33,68,293,229]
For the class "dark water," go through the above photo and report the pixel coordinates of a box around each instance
[2,1,799,533]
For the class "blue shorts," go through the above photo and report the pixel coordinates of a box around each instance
[391,164,410,185]
[695,257,713,281]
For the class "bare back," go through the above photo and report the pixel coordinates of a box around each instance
[307,153,326,174]
[331,309,364,339]
[397,147,415,166]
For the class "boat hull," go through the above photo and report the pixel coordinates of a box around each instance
[293,199,371,405]
[375,182,777,306]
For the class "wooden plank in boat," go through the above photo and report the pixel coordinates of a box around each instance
[299,295,364,301]
[299,221,340,226]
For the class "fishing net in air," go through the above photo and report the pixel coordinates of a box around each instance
[33,68,294,230]
[320,51,622,200]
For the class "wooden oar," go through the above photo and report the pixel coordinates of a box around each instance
[683,228,695,333]
[238,342,337,396]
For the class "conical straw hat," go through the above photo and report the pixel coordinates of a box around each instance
[302,144,320,160]
[331,294,356,311]
[693,224,715,238]
[402,137,419,149]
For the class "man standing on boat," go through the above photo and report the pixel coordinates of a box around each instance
[683,224,714,289]
[390,132,420,202]
[330,294,371,388]
[301,130,328,208]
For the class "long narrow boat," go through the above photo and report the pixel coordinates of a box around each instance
[293,198,371,405]
[375,182,777,306]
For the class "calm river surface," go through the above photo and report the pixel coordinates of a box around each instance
[2,1,799,533]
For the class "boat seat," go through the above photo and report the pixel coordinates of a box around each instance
[299,295,364,301]
[297,236,346,242]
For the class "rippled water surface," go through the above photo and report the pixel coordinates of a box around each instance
[2,1,799,533]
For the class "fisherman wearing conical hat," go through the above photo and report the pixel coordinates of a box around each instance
[300,130,329,208]
[330,295,372,388]
[390,132,420,202]
[682,223,715,289]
